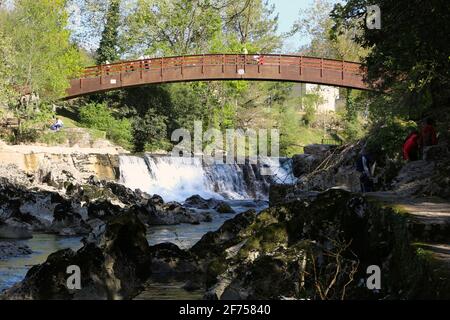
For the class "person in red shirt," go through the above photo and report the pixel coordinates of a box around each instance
[403,131,419,161]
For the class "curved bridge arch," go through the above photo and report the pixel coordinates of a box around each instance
[65,54,368,100]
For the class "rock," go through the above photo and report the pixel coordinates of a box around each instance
[191,210,258,260]
[182,280,202,292]
[184,195,211,209]
[0,224,33,239]
[2,213,151,300]
[269,184,294,206]
[292,154,320,177]
[149,243,199,274]
[423,143,449,161]
[303,144,335,158]
[149,194,165,206]
[0,241,32,259]
[214,202,235,214]
[184,195,221,209]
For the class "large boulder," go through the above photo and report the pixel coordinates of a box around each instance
[292,154,321,177]
[303,144,335,158]
[1,213,151,300]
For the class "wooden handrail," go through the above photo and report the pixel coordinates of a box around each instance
[77,54,364,79]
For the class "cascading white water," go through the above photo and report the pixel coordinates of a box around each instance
[119,156,155,192]
[119,154,295,202]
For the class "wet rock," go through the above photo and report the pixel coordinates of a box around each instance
[184,195,234,214]
[214,202,235,214]
[1,213,151,300]
[0,241,32,259]
[184,195,212,209]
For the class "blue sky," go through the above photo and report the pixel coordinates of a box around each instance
[269,0,316,51]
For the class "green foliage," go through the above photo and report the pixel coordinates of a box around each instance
[0,31,17,106]
[79,102,113,131]
[8,103,56,144]
[132,108,168,153]
[96,0,120,64]
[79,102,132,148]
[0,0,84,100]
[366,118,418,159]
[301,93,323,126]
[291,0,369,61]
[331,0,450,117]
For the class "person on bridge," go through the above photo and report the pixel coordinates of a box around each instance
[258,55,265,65]
[402,131,419,161]
[50,117,64,132]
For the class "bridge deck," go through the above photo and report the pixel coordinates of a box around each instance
[66,54,368,99]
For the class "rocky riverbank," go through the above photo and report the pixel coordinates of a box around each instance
[3,188,448,300]
[1,141,448,299]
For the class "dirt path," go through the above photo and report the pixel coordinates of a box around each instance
[369,191,450,273]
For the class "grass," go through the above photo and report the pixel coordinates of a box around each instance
[36,114,107,146]
[283,126,326,156]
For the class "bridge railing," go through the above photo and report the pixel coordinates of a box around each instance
[79,54,364,80]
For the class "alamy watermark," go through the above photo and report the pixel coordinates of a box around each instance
[366,265,381,290]
[170,121,280,175]
[66,265,81,290]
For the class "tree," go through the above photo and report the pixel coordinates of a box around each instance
[290,0,369,61]
[96,0,121,64]
[123,0,222,56]
[331,0,450,118]
[1,0,84,100]
[132,108,168,152]
[0,31,17,107]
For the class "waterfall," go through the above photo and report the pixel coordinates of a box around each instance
[119,155,296,202]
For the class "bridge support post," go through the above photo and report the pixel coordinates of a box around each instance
[278,55,281,74]
[181,56,184,77]
[320,58,323,78]
[202,54,205,74]
[299,56,302,76]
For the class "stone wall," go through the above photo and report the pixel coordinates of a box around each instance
[0,151,120,184]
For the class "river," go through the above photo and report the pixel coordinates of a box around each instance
[0,154,294,297]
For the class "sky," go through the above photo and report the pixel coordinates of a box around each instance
[269,0,316,52]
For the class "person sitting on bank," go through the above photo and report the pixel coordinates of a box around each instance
[403,131,420,161]
[50,117,63,131]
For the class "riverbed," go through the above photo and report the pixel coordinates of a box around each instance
[0,200,267,296]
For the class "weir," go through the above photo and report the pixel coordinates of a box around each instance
[118,154,296,202]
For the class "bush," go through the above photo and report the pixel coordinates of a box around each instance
[132,109,168,153]
[366,118,418,159]
[79,102,114,131]
[79,102,132,149]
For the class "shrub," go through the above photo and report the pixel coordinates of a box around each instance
[79,102,132,149]
[366,117,418,159]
